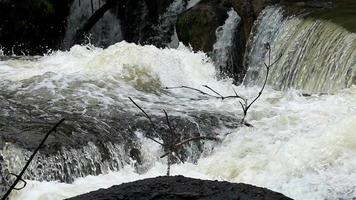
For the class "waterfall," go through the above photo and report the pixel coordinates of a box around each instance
[244,6,356,93]
[63,0,122,48]
[212,8,242,78]
[1,42,356,200]
[0,142,127,182]
[0,42,238,197]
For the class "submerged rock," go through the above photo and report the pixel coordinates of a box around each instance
[68,175,293,200]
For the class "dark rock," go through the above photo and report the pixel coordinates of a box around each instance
[176,1,229,53]
[0,88,239,195]
[0,0,72,55]
[68,176,293,200]
[176,0,249,82]
[120,0,184,47]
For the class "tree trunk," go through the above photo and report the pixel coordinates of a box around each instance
[72,0,119,45]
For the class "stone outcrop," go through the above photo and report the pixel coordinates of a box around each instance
[176,1,229,53]
[68,175,293,200]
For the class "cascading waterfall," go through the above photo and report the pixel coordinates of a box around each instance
[1,3,356,200]
[212,8,241,77]
[63,0,122,48]
[244,6,356,93]
[0,42,238,198]
[0,142,127,183]
[1,41,355,200]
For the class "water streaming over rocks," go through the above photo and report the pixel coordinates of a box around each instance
[244,6,356,93]
[0,4,356,200]
[0,42,239,197]
[0,40,355,200]
[212,8,243,80]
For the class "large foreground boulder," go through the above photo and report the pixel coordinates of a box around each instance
[68,176,292,200]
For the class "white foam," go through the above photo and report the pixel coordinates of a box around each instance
[2,42,355,200]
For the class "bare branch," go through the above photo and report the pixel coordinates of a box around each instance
[165,86,245,101]
[174,136,219,148]
[270,53,283,67]
[164,86,219,98]
[172,151,185,164]
[128,99,219,176]
[202,85,224,98]
[129,97,157,130]
[160,152,170,159]
[163,109,174,136]
[245,46,273,111]
[146,135,164,146]
[167,154,171,176]
[128,127,164,146]
[1,119,65,200]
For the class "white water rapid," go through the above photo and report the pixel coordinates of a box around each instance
[0,41,354,200]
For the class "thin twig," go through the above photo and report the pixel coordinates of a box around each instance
[174,136,219,148]
[165,86,245,101]
[129,97,156,128]
[164,86,219,98]
[129,98,219,176]
[202,85,224,98]
[129,97,166,143]
[1,119,65,200]
[163,109,174,136]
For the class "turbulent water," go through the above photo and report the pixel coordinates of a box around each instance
[244,6,356,93]
[0,41,354,200]
[1,4,356,200]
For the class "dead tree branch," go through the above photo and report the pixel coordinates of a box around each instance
[165,43,282,127]
[129,97,219,176]
[238,43,282,125]
[1,119,65,200]
[164,86,245,101]
[128,97,164,143]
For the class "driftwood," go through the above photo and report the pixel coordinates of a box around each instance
[1,119,65,200]
[129,97,219,176]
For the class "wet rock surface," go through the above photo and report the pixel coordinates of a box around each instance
[0,91,239,195]
[176,1,229,53]
[68,175,293,200]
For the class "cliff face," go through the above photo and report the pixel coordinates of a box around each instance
[68,176,293,200]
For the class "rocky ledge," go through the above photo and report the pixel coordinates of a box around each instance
[68,175,293,200]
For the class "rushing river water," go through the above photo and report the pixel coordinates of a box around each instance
[1,4,356,200]
[0,41,354,200]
